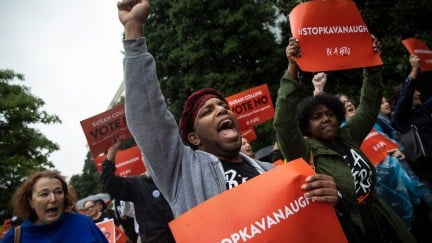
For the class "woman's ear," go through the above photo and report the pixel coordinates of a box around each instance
[187,132,201,147]
[28,197,34,209]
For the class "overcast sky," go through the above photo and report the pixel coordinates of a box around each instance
[1,0,125,180]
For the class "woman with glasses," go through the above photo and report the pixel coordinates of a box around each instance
[83,200,113,224]
[2,170,107,243]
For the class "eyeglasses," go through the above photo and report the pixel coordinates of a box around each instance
[84,204,96,211]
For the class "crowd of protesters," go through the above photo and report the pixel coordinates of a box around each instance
[2,0,431,242]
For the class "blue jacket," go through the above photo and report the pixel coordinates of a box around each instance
[2,212,108,243]
[392,76,432,158]
[123,38,274,218]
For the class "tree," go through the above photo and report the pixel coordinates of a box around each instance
[0,69,61,221]
[276,0,432,102]
[145,0,285,150]
[69,152,103,201]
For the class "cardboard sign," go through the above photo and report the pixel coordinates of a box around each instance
[80,103,132,157]
[402,38,432,71]
[289,0,382,71]
[240,126,257,142]
[226,84,275,130]
[114,226,129,243]
[96,219,115,243]
[273,159,285,166]
[360,130,399,166]
[96,219,129,243]
[169,158,347,243]
[93,146,146,177]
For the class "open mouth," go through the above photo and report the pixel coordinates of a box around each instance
[46,207,59,216]
[218,119,234,131]
[217,118,238,139]
[323,124,334,132]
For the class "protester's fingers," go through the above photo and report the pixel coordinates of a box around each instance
[386,148,397,154]
[301,174,337,196]
[304,174,336,184]
[286,37,300,58]
[118,0,136,11]
[304,188,339,205]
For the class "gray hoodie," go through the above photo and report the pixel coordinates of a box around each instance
[123,38,275,217]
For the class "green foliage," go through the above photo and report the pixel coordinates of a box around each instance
[69,152,103,200]
[0,69,61,221]
[145,0,285,152]
[139,0,432,157]
[276,0,432,102]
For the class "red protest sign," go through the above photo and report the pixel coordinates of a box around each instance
[402,38,432,71]
[80,103,132,157]
[226,84,274,130]
[96,219,129,243]
[93,146,146,176]
[169,158,347,243]
[289,0,382,71]
[360,130,399,166]
[114,225,129,243]
[96,219,115,243]
[240,126,257,142]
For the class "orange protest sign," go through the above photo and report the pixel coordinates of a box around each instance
[273,159,285,166]
[289,0,382,71]
[96,219,115,243]
[402,38,432,71]
[93,146,146,176]
[80,103,132,157]
[226,84,275,130]
[169,158,347,243]
[240,126,257,142]
[360,130,399,166]
[114,226,129,243]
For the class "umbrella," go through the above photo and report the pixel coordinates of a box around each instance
[76,193,111,210]
[255,145,275,161]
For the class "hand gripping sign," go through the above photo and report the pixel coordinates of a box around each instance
[169,159,347,243]
[289,0,382,71]
[360,129,399,166]
[402,37,432,71]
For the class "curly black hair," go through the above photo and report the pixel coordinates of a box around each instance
[297,93,346,137]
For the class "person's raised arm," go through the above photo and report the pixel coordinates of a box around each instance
[312,72,327,96]
[274,38,308,162]
[392,55,419,133]
[345,35,384,142]
[106,137,123,161]
[286,37,300,80]
[118,0,150,39]
[408,55,420,80]
[100,136,136,201]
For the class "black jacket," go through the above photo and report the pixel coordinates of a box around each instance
[101,160,175,243]
[392,76,432,158]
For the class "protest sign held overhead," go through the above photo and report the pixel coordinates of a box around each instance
[169,158,347,243]
[360,129,399,166]
[80,103,132,157]
[289,0,382,72]
[225,84,274,130]
[93,145,146,177]
[240,126,257,142]
[402,37,432,71]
